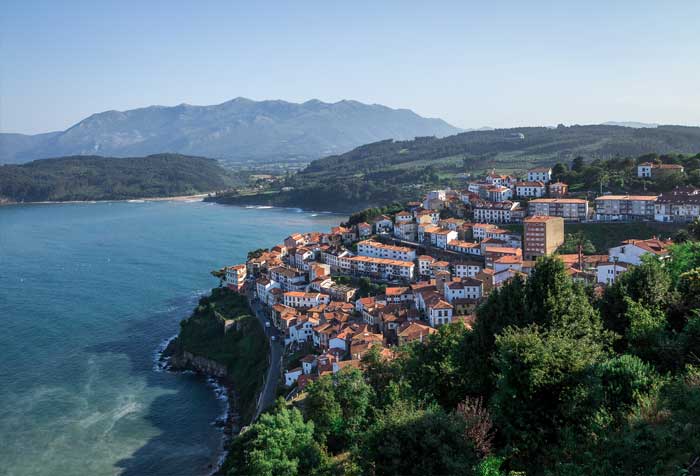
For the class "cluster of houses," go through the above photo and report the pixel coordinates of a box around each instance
[451,166,700,224]
[218,168,680,390]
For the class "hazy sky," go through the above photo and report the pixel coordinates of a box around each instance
[3,0,700,134]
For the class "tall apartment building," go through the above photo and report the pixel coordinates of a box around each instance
[523,216,564,260]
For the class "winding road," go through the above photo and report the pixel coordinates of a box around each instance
[249,297,283,419]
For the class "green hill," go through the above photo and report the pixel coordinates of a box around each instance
[0,153,236,203]
[210,124,700,212]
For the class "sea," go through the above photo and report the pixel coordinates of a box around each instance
[0,200,342,476]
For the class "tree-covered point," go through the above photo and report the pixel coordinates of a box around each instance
[174,287,268,423]
[0,153,238,202]
[226,241,700,476]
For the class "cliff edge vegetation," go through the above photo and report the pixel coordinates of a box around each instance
[170,287,268,424]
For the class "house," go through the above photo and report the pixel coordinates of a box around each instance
[493,255,524,274]
[453,262,483,278]
[284,367,303,387]
[443,278,483,302]
[594,195,658,221]
[415,209,441,225]
[393,222,417,241]
[224,264,247,292]
[385,286,414,304]
[608,238,673,266]
[284,233,306,249]
[357,222,372,237]
[487,185,513,202]
[637,162,685,178]
[283,291,330,309]
[549,182,569,197]
[395,211,414,224]
[515,181,546,198]
[527,167,552,183]
[528,198,589,221]
[357,240,416,261]
[255,277,280,306]
[373,215,394,233]
[328,284,358,302]
[472,223,498,240]
[417,255,437,276]
[269,265,307,291]
[473,201,521,223]
[397,321,437,345]
[596,262,629,284]
[433,228,458,249]
[484,246,522,268]
[485,172,507,186]
[427,297,454,327]
[301,354,318,375]
[484,227,522,248]
[654,187,700,223]
[447,240,481,255]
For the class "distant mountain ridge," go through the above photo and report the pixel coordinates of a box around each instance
[0,98,461,164]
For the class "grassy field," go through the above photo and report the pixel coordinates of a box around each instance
[505,221,684,253]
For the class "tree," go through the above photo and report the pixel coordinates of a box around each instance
[304,369,373,452]
[572,156,585,172]
[304,376,342,446]
[491,325,608,468]
[227,402,328,476]
[357,402,478,476]
[594,354,660,422]
[600,255,671,340]
[552,162,568,181]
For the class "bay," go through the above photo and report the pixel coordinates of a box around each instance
[0,201,341,476]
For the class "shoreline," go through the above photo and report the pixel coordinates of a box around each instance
[0,193,211,206]
[156,336,242,476]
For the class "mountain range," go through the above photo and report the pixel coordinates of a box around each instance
[0,98,461,164]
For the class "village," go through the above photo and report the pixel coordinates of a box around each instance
[218,163,699,393]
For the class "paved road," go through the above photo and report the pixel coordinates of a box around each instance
[248,296,283,419]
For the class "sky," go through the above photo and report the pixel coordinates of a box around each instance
[2,0,700,134]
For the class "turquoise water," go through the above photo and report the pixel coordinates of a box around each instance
[0,201,341,476]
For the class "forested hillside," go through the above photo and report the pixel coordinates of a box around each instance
[211,125,700,212]
[0,154,236,202]
[226,242,700,476]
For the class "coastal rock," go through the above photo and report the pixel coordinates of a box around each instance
[170,351,228,378]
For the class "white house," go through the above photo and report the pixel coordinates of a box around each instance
[301,355,317,375]
[283,291,330,309]
[224,264,247,291]
[487,186,513,202]
[418,255,437,276]
[608,238,672,266]
[427,298,454,327]
[453,262,482,278]
[527,167,552,183]
[443,278,482,303]
[373,215,394,234]
[284,367,303,387]
[637,163,653,178]
[433,229,458,249]
[596,262,628,284]
[393,222,417,241]
[515,181,546,198]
